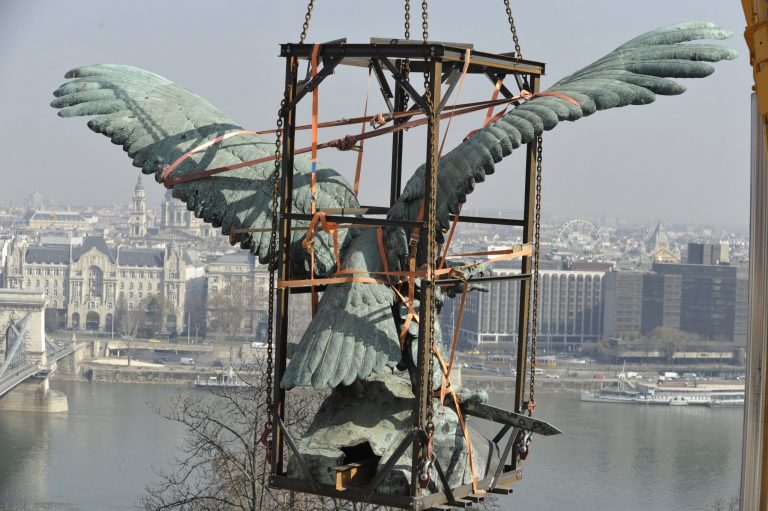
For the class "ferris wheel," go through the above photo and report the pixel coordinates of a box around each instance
[555,219,605,261]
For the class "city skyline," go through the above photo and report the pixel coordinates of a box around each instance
[3,185,753,234]
[0,1,752,227]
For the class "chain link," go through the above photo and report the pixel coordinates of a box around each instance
[402,0,411,105]
[266,0,315,432]
[421,0,437,463]
[299,0,315,44]
[404,0,410,40]
[528,135,543,411]
[264,101,285,436]
[502,0,523,60]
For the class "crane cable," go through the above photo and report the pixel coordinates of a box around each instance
[503,1,540,464]
[259,1,315,507]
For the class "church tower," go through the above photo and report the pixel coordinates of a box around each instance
[129,176,147,238]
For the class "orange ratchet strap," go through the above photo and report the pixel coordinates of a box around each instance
[438,49,471,157]
[160,92,579,187]
[310,43,320,214]
[353,67,373,197]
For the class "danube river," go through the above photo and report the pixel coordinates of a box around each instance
[0,382,743,510]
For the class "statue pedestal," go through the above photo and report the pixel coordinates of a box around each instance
[0,379,68,413]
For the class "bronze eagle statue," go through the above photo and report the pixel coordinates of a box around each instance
[52,22,736,392]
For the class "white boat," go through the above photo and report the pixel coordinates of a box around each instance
[581,379,744,407]
[580,379,646,404]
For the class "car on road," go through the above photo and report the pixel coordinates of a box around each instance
[545,374,560,379]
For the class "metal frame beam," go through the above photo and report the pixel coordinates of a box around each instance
[513,74,540,464]
[269,40,546,509]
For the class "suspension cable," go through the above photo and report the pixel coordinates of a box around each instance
[299,0,315,44]
[528,136,542,414]
[502,0,523,60]
[262,0,315,492]
[420,0,439,488]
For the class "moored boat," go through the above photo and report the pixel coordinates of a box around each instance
[581,379,744,407]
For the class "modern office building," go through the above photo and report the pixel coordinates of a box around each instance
[442,268,607,352]
[643,262,738,341]
[687,242,730,265]
[602,270,645,338]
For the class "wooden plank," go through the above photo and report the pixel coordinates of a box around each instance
[486,487,513,495]
[335,458,378,491]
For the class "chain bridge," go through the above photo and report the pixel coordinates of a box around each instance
[0,289,81,412]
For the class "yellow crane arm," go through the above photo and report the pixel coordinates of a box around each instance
[742,3,768,510]
[744,0,768,118]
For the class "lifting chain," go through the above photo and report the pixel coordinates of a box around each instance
[258,114,280,502]
[418,0,438,489]
[528,136,543,414]
[262,95,284,456]
[402,0,412,104]
[404,0,411,40]
[502,0,523,60]
[263,0,315,461]
[299,0,315,44]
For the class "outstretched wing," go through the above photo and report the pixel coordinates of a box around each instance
[52,64,356,273]
[281,229,401,390]
[385,22,736,262]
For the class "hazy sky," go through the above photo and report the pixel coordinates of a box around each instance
[0,1,752,227]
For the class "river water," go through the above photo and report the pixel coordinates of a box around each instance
[0,382,743,510]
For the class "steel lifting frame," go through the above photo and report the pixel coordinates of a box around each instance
[268,39,556,510]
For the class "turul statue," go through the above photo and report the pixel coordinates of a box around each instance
[52,22,735,494]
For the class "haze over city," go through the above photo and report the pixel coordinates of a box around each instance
[0,0,752,227]
[0,3,758,510]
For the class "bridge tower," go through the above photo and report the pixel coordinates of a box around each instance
[0,289,68,412]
